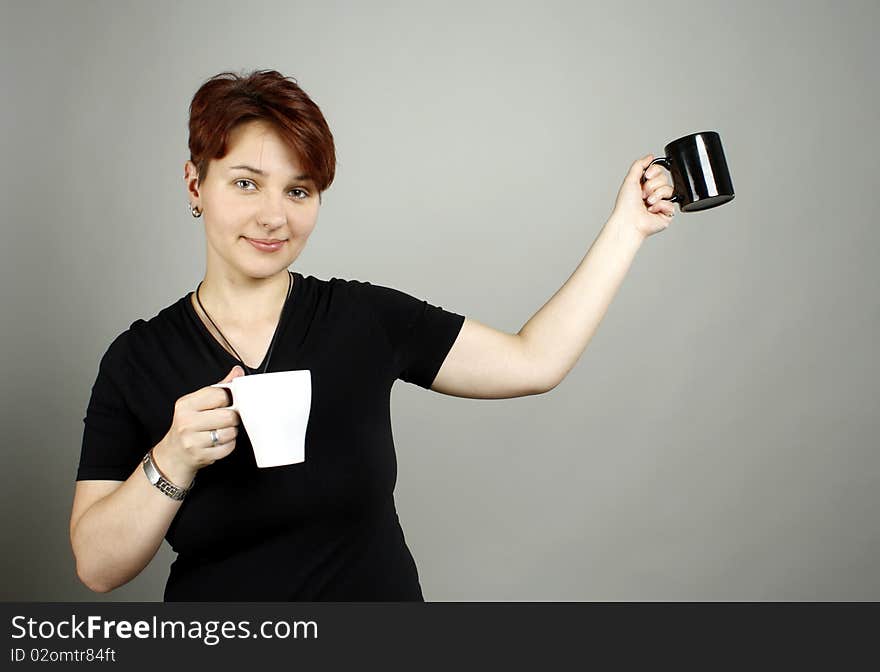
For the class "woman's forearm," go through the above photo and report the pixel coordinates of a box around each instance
[517,214,645,388]
[71,438,194,593]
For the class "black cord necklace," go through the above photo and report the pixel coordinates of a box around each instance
[195,270,293,376]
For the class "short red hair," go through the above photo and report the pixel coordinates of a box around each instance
[187,69,336,198]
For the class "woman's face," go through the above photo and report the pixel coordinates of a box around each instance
[185,119,320,280]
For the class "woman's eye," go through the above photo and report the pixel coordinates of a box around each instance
[234,180,308,200]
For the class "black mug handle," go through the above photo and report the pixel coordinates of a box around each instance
[641,157,681,203]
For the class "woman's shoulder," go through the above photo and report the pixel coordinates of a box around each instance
[98,294,192,359]
[296,271,384,299]
[130,294,189,335]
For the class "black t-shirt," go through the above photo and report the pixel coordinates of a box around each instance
[76,271,465,601]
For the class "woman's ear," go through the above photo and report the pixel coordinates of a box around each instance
[183,160,200,201]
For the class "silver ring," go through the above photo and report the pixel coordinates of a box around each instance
[210,429,219,447]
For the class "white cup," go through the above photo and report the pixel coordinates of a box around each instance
[210,369,312,468]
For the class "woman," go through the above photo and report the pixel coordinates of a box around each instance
[69,69,674,601]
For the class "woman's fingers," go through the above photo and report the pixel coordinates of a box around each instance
[649,198,676,216]
[205,425,237,447]
[643,176,671,196]
[646,183,675,204]
[642,169,673,200]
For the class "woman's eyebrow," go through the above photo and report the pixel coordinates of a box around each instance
[228,164,312,181]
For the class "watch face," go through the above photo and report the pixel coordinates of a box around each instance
[143,456,160,484]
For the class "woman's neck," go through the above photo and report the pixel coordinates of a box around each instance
[195,270,291,327]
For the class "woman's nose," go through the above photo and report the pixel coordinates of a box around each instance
[256,195,287,228]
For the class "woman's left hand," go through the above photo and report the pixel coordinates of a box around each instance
[610,154,676,241]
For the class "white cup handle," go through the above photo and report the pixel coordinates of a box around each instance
[210,382,238,412]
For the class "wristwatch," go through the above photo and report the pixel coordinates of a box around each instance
[142,449,194,501]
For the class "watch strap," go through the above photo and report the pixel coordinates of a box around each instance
[142,449,193,501]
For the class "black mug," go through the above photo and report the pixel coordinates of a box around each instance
[641,131,735,213]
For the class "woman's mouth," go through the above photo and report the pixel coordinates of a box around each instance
[245,237,287,252]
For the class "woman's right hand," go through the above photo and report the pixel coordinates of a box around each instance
[152,365,246,486]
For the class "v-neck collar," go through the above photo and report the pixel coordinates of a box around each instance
[184,271,301,373]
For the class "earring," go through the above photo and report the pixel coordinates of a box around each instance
[189,203,202,218]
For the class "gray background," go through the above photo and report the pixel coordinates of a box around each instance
[1,0,877,601]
